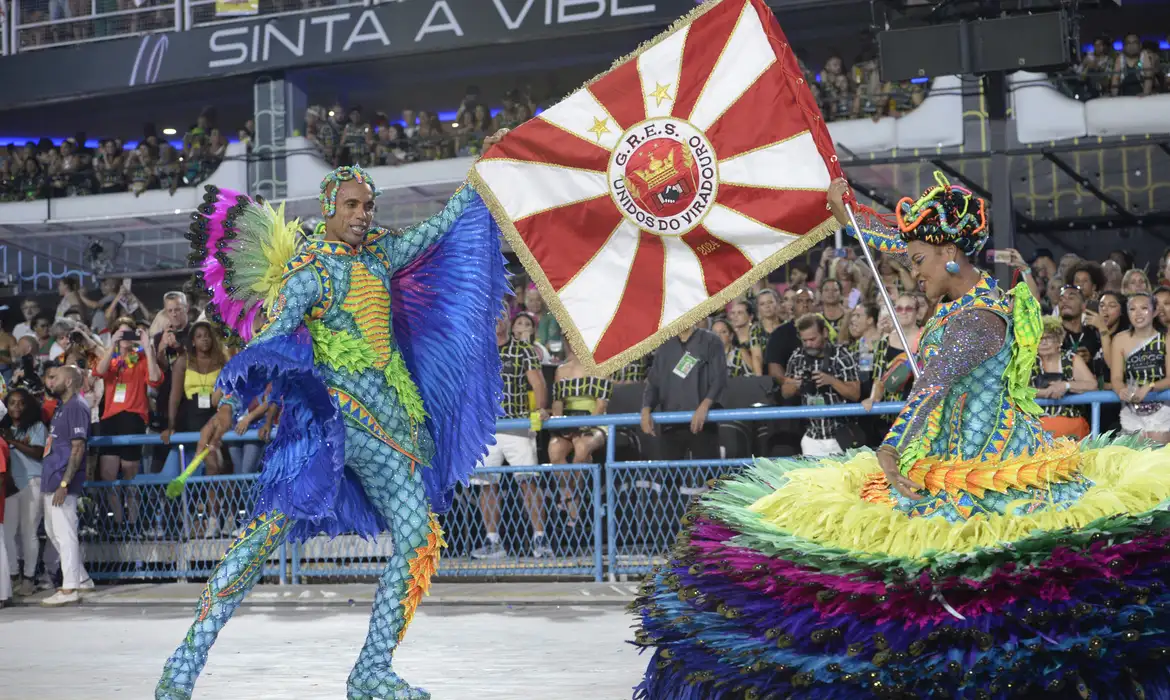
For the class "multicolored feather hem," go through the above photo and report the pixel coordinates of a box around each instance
[215,328,386,542]
[632,440,1170,699]
[391,188,509,514]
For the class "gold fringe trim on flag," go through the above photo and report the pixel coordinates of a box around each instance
[398,512,446,643]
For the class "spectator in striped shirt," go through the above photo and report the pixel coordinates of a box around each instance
[469,312,551,560]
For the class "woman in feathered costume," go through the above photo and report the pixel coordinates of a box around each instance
[631,173,1170,699]
[155,135,511,700]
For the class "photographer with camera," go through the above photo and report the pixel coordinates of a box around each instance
[93,317,162,533]
[47,318,101,363]
[780,314,861,457]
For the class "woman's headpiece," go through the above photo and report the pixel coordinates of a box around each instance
[319,164,380,218]
[896,171,989,256]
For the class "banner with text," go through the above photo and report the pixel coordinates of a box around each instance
[0,0,707,110]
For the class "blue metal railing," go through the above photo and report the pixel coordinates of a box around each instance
[81,390,1165,583]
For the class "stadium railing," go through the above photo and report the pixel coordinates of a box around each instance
[10,0,180,52]
[81,390,1162,584]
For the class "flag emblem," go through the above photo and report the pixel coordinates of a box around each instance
[472,0,843,374]
[611,118,717,235]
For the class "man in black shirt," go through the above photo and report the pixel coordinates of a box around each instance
[1058,285,1101,367]
[765,288,814,381]
[150,291,191,474]
[780,314,860,456]
[641,324,727,462]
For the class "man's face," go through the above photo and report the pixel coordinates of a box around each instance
[1032,257,1055,284]
[799,326,826,356]
[792,292,812,318]
[1059,287,1084,319]
[323,180,375,246]
[728,303,750,329]
[21,301,38,321]
[44,367,62,395]
[33,318,50,339]
[402,110,415,125]
[164,299,186,330]
[821,280,841,305]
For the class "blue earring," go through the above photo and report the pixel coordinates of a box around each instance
[945,260,960,274]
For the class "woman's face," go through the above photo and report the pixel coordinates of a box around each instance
[57,279,69,296]
[894,295,918,328]
[788,267,807,287]
[906,241,951,301]
[712,321,732,347]
[511,316,534,341]
[6,392,25,421]
[1038,333,1062,356]
[1128,296,1154,330]
[193,325,212,353]
[848,305,871,337]
[1073,270,1097,297]
[116,324,137,353]
[524,288,543,314]
[1099,294,1122,327]
[757,292,777,320]
[1123,272,1151,295]
[727,302,750,329]
[825,56,842,73]
[821,280,841,304]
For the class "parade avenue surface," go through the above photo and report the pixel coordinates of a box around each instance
[1,600,644,699]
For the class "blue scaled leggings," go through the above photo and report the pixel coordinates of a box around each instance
[156,429,435,700]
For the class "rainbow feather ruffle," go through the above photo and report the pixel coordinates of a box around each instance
[632,438,1170,699]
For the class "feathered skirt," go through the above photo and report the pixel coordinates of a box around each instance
[631,435,1170,699]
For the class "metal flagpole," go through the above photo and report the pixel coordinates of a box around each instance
[843,202,922,381]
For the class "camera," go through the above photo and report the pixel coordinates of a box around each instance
[69,330,86,345]
[119,329,138,343]
[800,377,819,395]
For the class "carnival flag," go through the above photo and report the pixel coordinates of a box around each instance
[471,0,843,374]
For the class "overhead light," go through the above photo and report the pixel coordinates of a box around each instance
[452,122,460,127]
[162,127,177,135]
[328,110,335,118]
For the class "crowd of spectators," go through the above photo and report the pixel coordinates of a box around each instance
[301,63,930,171]
[303,86,541,168]
[0,274,285,604]
[1063,33,1170,99]
[0,109,236,202]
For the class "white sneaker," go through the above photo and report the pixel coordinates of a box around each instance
[41,590,81,607]
[78,578,95,596]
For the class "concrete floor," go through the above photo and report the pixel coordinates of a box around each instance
[0,604,646,699]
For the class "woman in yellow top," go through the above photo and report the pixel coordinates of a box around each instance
[162,321,227,537]
[548,343,611,532]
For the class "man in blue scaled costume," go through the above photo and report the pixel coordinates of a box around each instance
[156,155,510,699]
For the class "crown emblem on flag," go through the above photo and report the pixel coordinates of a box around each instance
[636,151,679,190]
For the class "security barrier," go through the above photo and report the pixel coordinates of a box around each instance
[81,390,1165,584]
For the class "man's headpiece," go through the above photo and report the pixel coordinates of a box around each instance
[319,165,379,218]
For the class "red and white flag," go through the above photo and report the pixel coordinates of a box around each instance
[472,0,843,374]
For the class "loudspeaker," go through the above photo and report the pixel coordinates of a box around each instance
[878,24,968,82]
[877,11,1072,81]
[970,12,1071,73]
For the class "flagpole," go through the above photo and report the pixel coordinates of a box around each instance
[844,203,922,382]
